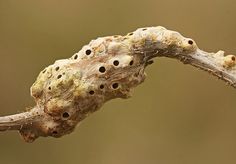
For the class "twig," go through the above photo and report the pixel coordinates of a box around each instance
[161,49,236,87]
[0,26,235,142]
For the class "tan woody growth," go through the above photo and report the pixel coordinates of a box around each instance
[0,26,235,142]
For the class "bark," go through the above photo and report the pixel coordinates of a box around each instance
[0,26,235,142]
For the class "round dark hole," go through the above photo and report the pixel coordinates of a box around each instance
[113,60,119,66]
[188,40,193,45]
[99,66,106,73]
[231,56,235,61]
[86,49,92,55]
[128,33,133,36]
[129,60,134,66]
[52,131,58,134]
[100,85,104,89]
[74,54,78,59]
[112,83,119,89]
[89,90,95,95]
[55,66,60,71]
[62,112,70,118]
[57,75,62,79]
[48,87,51,90]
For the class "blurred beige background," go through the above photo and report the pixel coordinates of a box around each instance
[0,0,236,164]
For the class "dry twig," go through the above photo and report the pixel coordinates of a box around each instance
[0,26,235,142]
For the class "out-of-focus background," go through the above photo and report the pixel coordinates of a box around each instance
[0,0,236,164]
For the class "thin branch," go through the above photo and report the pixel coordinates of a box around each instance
[0,26,235,142]
[0,107,41,131]
[160,49,236,88]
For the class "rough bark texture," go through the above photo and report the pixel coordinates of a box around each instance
[0,26,235,142]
